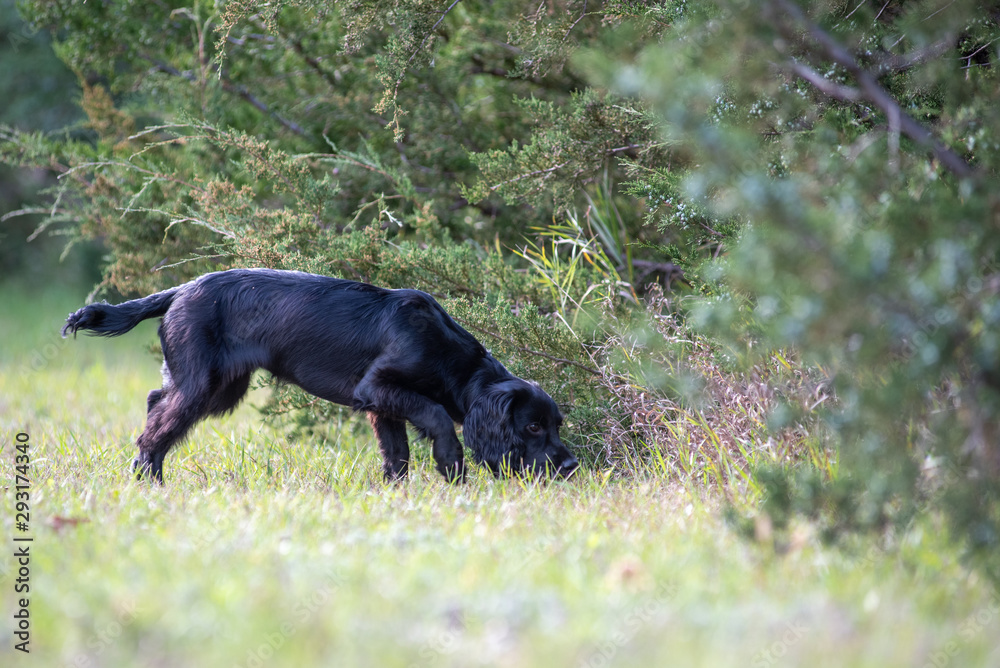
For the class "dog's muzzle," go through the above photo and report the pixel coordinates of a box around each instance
[556,455,579,478]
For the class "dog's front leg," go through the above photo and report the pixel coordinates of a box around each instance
[396,402,465,483]
[353,378,465,483]
[429,426,466,484]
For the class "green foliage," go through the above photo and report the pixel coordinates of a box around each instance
[588,0,1000,579]
[1,0,702,462]
[0,0,91,282]
[464,91,665,210]
[9,0,1000,582]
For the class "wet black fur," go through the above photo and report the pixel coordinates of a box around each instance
[62,268,579,483]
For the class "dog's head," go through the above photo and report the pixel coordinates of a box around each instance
[464,379,578,478]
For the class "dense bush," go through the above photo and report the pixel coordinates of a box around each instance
[590,0,1000,577]
[0,0,730,462]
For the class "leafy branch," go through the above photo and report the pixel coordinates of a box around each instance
[770,0,975,179]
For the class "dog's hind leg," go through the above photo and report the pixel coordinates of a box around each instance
[133,389,207,483]
[133,358,214,483]
[368,413,409,481]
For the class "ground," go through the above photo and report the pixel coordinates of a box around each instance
[1,283,997,667]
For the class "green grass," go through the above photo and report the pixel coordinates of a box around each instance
[1,283,998,667]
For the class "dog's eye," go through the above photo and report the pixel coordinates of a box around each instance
[527,422,543,435]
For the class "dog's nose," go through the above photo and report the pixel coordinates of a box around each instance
[557,455,579,476]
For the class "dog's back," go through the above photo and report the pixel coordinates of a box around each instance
[153,269,489,409]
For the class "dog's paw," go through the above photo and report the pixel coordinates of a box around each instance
[132,456,148,480]
[383,461,409,483]
[132,454,165,485]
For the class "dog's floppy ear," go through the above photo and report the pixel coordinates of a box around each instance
[464,382,524,475]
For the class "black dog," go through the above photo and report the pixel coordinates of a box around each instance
[62,268,578,483]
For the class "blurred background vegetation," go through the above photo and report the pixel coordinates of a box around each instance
[0,0,101,285]
[2,0,999,583]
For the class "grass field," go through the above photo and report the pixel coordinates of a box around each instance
[1,281,998,667]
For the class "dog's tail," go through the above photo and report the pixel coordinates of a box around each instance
[61,287,181,338]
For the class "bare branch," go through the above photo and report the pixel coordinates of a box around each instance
[395,0,463,92]
[772,0,975,179]
[959,37,1000,69]
[488,160,571,192]
[226,82,306,137]
[0,206,64,223]
[839,1,866,23]
[383,0,464,138]
[923,1,957,23]
[789,62,861,101]
[460,321,602,376]
[144,55,306,137]
[873,39,954,75]
[608,143,646,154]
[563,0,589,42]
[485,139,651,197]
